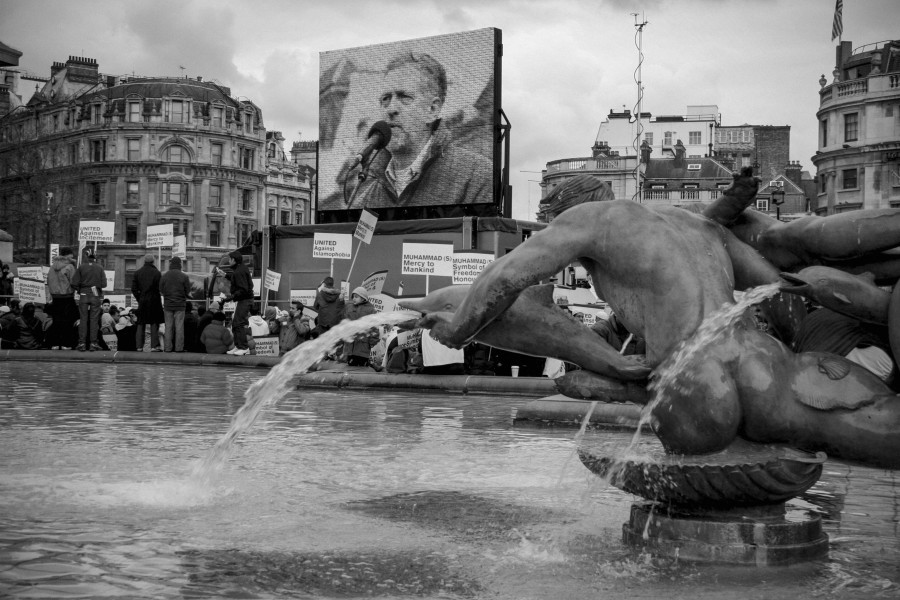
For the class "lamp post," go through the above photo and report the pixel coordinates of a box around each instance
[771,189,785,222]
[43,192,54,264]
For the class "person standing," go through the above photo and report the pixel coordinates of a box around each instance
[0,263,13,306]
[224,250,253,356]
[311,276,345,337]
[339,287,378,367]
[131,255,164,352]
[46,246,78,349]
[71,248,107,351]
[159,256,192,352]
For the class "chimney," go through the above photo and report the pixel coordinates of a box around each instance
[592,140,610,158]
[65,56,99,84]
[673,139,686,168]
[51,61,66,77]
[785,160,802,187]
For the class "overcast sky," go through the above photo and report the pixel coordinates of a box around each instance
[2,0,896,219]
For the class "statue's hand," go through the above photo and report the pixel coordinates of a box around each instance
[615,354,652,381]
[417,311,466,349]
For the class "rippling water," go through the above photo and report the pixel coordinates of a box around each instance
[1,362,898,599]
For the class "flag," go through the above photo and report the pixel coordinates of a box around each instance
[831,0,843,41]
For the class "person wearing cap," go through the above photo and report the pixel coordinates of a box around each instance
[339,286,378,367]
[159,256,193,352]
[312,276,345,338]
[46,246,78,349]
[224,250,253,356]
[71,248,107,351]
[132,254,164,352]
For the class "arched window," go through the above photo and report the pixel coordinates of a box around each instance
[166,145,187,163]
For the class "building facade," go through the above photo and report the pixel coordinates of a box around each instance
[0,55,268,289]
[265,131,312,228]
[812,38,900,214]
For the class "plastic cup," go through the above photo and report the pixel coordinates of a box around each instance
[511,366,520,377]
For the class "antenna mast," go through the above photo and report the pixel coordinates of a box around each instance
[631,12,648,202]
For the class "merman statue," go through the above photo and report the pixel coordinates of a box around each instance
[410,169,900,469]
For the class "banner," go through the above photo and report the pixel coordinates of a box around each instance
[146,223,174,248]
[16,266,44,282]
[312,232,352,259]
[452,250,494,284]
[264,269,282,291]
[368,292,396,313]
[290,289,318,307]
[401,242,454,277]
[253,336,280,356]
[361,270,388,295]
[50,244,59,261]
[16,278,48,304]
[78,220,115,242]
[172,235,187,259]
[354,209,379,244]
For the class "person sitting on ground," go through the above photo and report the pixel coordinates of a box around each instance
[0,301,20,349]
[114,308,138,352]
[99,306,119,350]
[200,311,234,354]
[184,301,201,353]
[248,305,269,337]
[278,310,312,355]
[196,300,220,346]
[14,302,44,350]
[339,287,378,367]
[312,277,345,338]
[264,306,281,336]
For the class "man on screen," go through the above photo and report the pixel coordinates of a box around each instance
[346,52,491,211]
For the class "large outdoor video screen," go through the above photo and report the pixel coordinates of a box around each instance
[318,28,501,222]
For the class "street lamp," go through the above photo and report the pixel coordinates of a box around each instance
[43,192,54,264]
[771,189,785,222]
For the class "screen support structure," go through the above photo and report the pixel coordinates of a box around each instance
[498,108,511,218]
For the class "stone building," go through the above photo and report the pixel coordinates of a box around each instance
[0,55,267,289]
[265,131,313,227]
[812,38,900,214]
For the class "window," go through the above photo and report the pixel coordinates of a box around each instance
[125,258,138,289]
[127,138,140,161]
[689,131,701,145]
[212,106,223,128]
[166,145,186,163]
[844,113,858,142]
[90,182,104,205]
[90,139,106,162]
[209,184,222,207]
[241,188,253,211]
[644,132,653,146]
[162,219,190,237]
[236,221,253,245]
[162,181,189,205]
[210,142,223,166]
[168,99,186,124]
[128,101,141,123]
[209,220,222,247]
[125,217,138,243]
[92,104,102,124]
[240,147,254,169]
[756,198,769,211]
[663,131,673,146]
[740,155,752,168]
[295,212,303,225]
[842,168,858,190]
[280,210,290,225]
[819,173,828,194]
[68,143,78,165]
[126,181,139,204]
[53,114,59,131]
[244,111,253,133]
[268,208,276,225]
[820,119,828,147]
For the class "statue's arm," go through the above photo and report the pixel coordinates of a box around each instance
[701,167,760,227]
[425,208,596,347]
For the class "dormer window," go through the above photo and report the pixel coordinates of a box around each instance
[212,106,223,128]
[167,99,187,124]
[128,101,141,123]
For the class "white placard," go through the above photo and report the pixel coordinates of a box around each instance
[78,220,115,242]
[354,209,378,244]
[340,280,350,302]
[253,336,280,356]
[264,269,282,291]
[16,279,48,304]
[252,278,261,297]
[146,223,174,248]
[397,328,422,350]
[368,292,396,313]
[105,294,127,308]
[172,235,187,259]
[312,232,352,259]
[50,244,60,261]
[361,270,388,295]
[290,289,317,307]
[103,270,115,292]
[401,242,454,277]
[223,300,236,312]
[16,266,44,281]
[452,250,494,284]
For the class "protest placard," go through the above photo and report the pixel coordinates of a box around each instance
[105,294,127,308]
[146,223,174,248]
[103,270,115,292]
[312,232,352,259]
[172,235,187,259]
[401,242,454,277]
[264,269,282,291]
[16,278,48,304]
[354,209,378,244]
[78,220,115,242]
[368,292,396,313]
[452,250,494,284]
[361,270,388,295]
[50,244,59,261]
[253,336,280,356]
[16,266,44,281]
[397,328,422,350]
[290,289,317,307]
